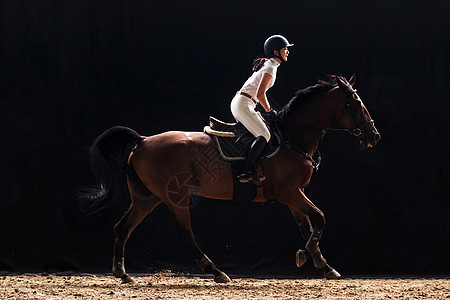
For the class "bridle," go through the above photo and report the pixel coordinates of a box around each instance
[275,78,375,171]
[335,82,375,139]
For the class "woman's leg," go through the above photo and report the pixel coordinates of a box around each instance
[230,95,271,142]
[230,96,270,183]
[238,135,267,182]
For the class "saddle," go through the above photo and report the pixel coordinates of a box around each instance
[203,112,282,201]
[204,113,282,161]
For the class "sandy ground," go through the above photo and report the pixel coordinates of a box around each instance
[1,272,448,299]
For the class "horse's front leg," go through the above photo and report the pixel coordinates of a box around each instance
[282,188,341,279]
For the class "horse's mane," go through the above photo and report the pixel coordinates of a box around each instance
[278,78,336,120]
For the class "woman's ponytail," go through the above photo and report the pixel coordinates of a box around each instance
[252,58,267,73]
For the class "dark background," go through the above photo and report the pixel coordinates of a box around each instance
[0,0,448,276]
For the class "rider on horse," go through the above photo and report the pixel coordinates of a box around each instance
[230,34,294,183]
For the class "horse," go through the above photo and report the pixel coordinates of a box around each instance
[78,75,380,283]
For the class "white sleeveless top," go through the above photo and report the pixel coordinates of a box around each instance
[239,58,280,101]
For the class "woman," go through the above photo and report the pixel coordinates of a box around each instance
[231,34,294,183]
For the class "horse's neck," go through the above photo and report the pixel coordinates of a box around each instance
[284,89,340,154]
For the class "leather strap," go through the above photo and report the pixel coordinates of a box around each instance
[236,91,258,105]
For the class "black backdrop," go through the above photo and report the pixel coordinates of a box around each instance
[1,0,449,276]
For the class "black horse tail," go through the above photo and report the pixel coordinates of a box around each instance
[77,126,144,215]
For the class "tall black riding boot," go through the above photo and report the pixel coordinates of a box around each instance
[237,136,267,183]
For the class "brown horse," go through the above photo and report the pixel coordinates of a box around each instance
[79,75,380,283]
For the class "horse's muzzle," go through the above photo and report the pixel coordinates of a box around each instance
[364,132,381,148]
[359,122,381,149]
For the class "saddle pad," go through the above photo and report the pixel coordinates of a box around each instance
[210,133,281,161]
[204,126,235,138]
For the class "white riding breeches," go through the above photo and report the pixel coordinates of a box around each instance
[230,94,271,142]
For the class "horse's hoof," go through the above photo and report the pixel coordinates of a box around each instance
[214,272,231,283]
[324,268,341,279]
[121,275,135,284]
[295,249,307,268]
[112,257,127,278]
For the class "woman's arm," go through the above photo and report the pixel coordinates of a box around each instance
[255,73,273,112]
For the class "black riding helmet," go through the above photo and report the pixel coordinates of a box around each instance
[264,35,294,62]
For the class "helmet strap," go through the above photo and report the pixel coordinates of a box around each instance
[272,50,285,63]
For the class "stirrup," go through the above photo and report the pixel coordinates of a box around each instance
[237,173,265,184]
[252,174,266,184]
[237,173,253,183]
[257,174,266,182]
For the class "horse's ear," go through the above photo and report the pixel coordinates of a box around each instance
[335,75,346,87]
[349,73,356,86]
[328,75,337,84]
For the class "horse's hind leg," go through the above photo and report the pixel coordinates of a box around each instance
[112,193,161,283]
[165,198,231,283]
